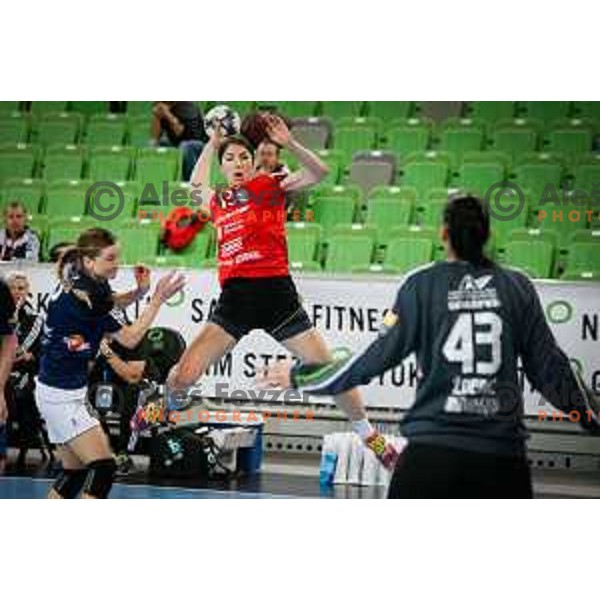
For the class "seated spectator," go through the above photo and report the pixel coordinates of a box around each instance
[0,201,41,262]
[151,101,208,181]
[255,140,291,181]
[89,310,159,475]
[5,272,53,471]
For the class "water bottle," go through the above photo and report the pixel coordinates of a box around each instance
[319,434,338,487]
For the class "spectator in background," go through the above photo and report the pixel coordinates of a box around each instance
[255,140,291,182]
[151,101,209,181]
[89,313,158,475]
[0,201,41,262]
[5,272,53,471]
[0,277,18,475]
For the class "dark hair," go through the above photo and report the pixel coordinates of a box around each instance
[443,195,492,266]
[4,200,27,215]
[58,228,117,283]
[217,135,255,164]
[48,241,73,264]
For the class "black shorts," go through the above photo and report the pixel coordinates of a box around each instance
[387,442,533,499]
[208,276,313,342]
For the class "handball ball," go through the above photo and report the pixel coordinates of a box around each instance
[204,105,241,138]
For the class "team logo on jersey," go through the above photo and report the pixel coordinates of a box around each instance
[379,310,399,336]
[458,274,494,292]
[219,188,249,208]
[65,334,90,352]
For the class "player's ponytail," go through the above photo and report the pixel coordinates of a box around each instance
[443,195,493,267]
[57,245,83,287]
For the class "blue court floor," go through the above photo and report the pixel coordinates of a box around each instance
[0,476,295,499]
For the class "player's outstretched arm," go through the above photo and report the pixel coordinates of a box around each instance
[519,278,600,432]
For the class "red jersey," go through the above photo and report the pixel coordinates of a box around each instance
[210,174,289,286]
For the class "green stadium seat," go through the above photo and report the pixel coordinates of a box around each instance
[1,178,45,214]
[85,114,127,146]
[507,227,558,248]
[385,118,431,157]
[0,102,23,114]
[521,101,570,123]
[325,233,374,272]
[37,112,82,146]
[45,225,85,255]
[492,118,540,162]
[134,147,179,191]
[320,101,364,120]
[163,225,213,266]
[334,120,378,162]
[87,145,133,182]
[257,101,317,118]
[289,260,322,273]
[504,240,554,278]
[560,270,600,281]
[573,160,600,197]
[439,118,485,165]
[486,186,529,246]
[311,195,356,237]
[0,112,30,144]
[285,222,322,266]
[512,152,563,199]
[461,150,511,168]
[43,145,85,181]
[117,226,160,264]
[415,192,448,228]
[68,101,110,117]
[0,144,40,184]
[127,115,153,147]
[365,191,414,244]
[572,102,600,121]
[313,149,344,185]
[383,237,433,273]
[570,229,600,244]
[27,101,69,114]
[126,101,155,116]
[459,160,505,196]
[467,102,516,122]
[27,213,49,245]
[45,179,93,218]
[545,118,593,158]
[564,242,600,275]
[312,183,362,206]
[402,151,450,197]
[367,102,412,121]
[538,200,588,250]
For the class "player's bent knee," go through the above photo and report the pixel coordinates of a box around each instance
[53,469,88,499]
[83,458,117,499]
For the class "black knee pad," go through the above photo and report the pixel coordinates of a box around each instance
[53,469,88,499]
[83,458,117,499]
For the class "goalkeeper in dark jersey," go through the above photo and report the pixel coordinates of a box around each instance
[259,195,600,498]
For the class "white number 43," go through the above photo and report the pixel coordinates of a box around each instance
[442,312,503,376]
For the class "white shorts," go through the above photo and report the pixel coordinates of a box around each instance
[35,381,100,445]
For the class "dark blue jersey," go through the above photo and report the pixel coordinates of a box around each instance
[292,261,599,456]
[0,278,16,336]
[38,285,126,390]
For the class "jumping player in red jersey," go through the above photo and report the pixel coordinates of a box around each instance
[167,114,397,468]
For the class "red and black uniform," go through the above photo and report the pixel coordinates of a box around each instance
[208,174,312,341]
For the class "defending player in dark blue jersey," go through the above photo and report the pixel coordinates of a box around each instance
[36,228,185,499]
[259,196,600,498]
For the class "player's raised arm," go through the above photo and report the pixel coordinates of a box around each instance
[263,114,329,193]
[189,127,222,216]
[518,276,600,431]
